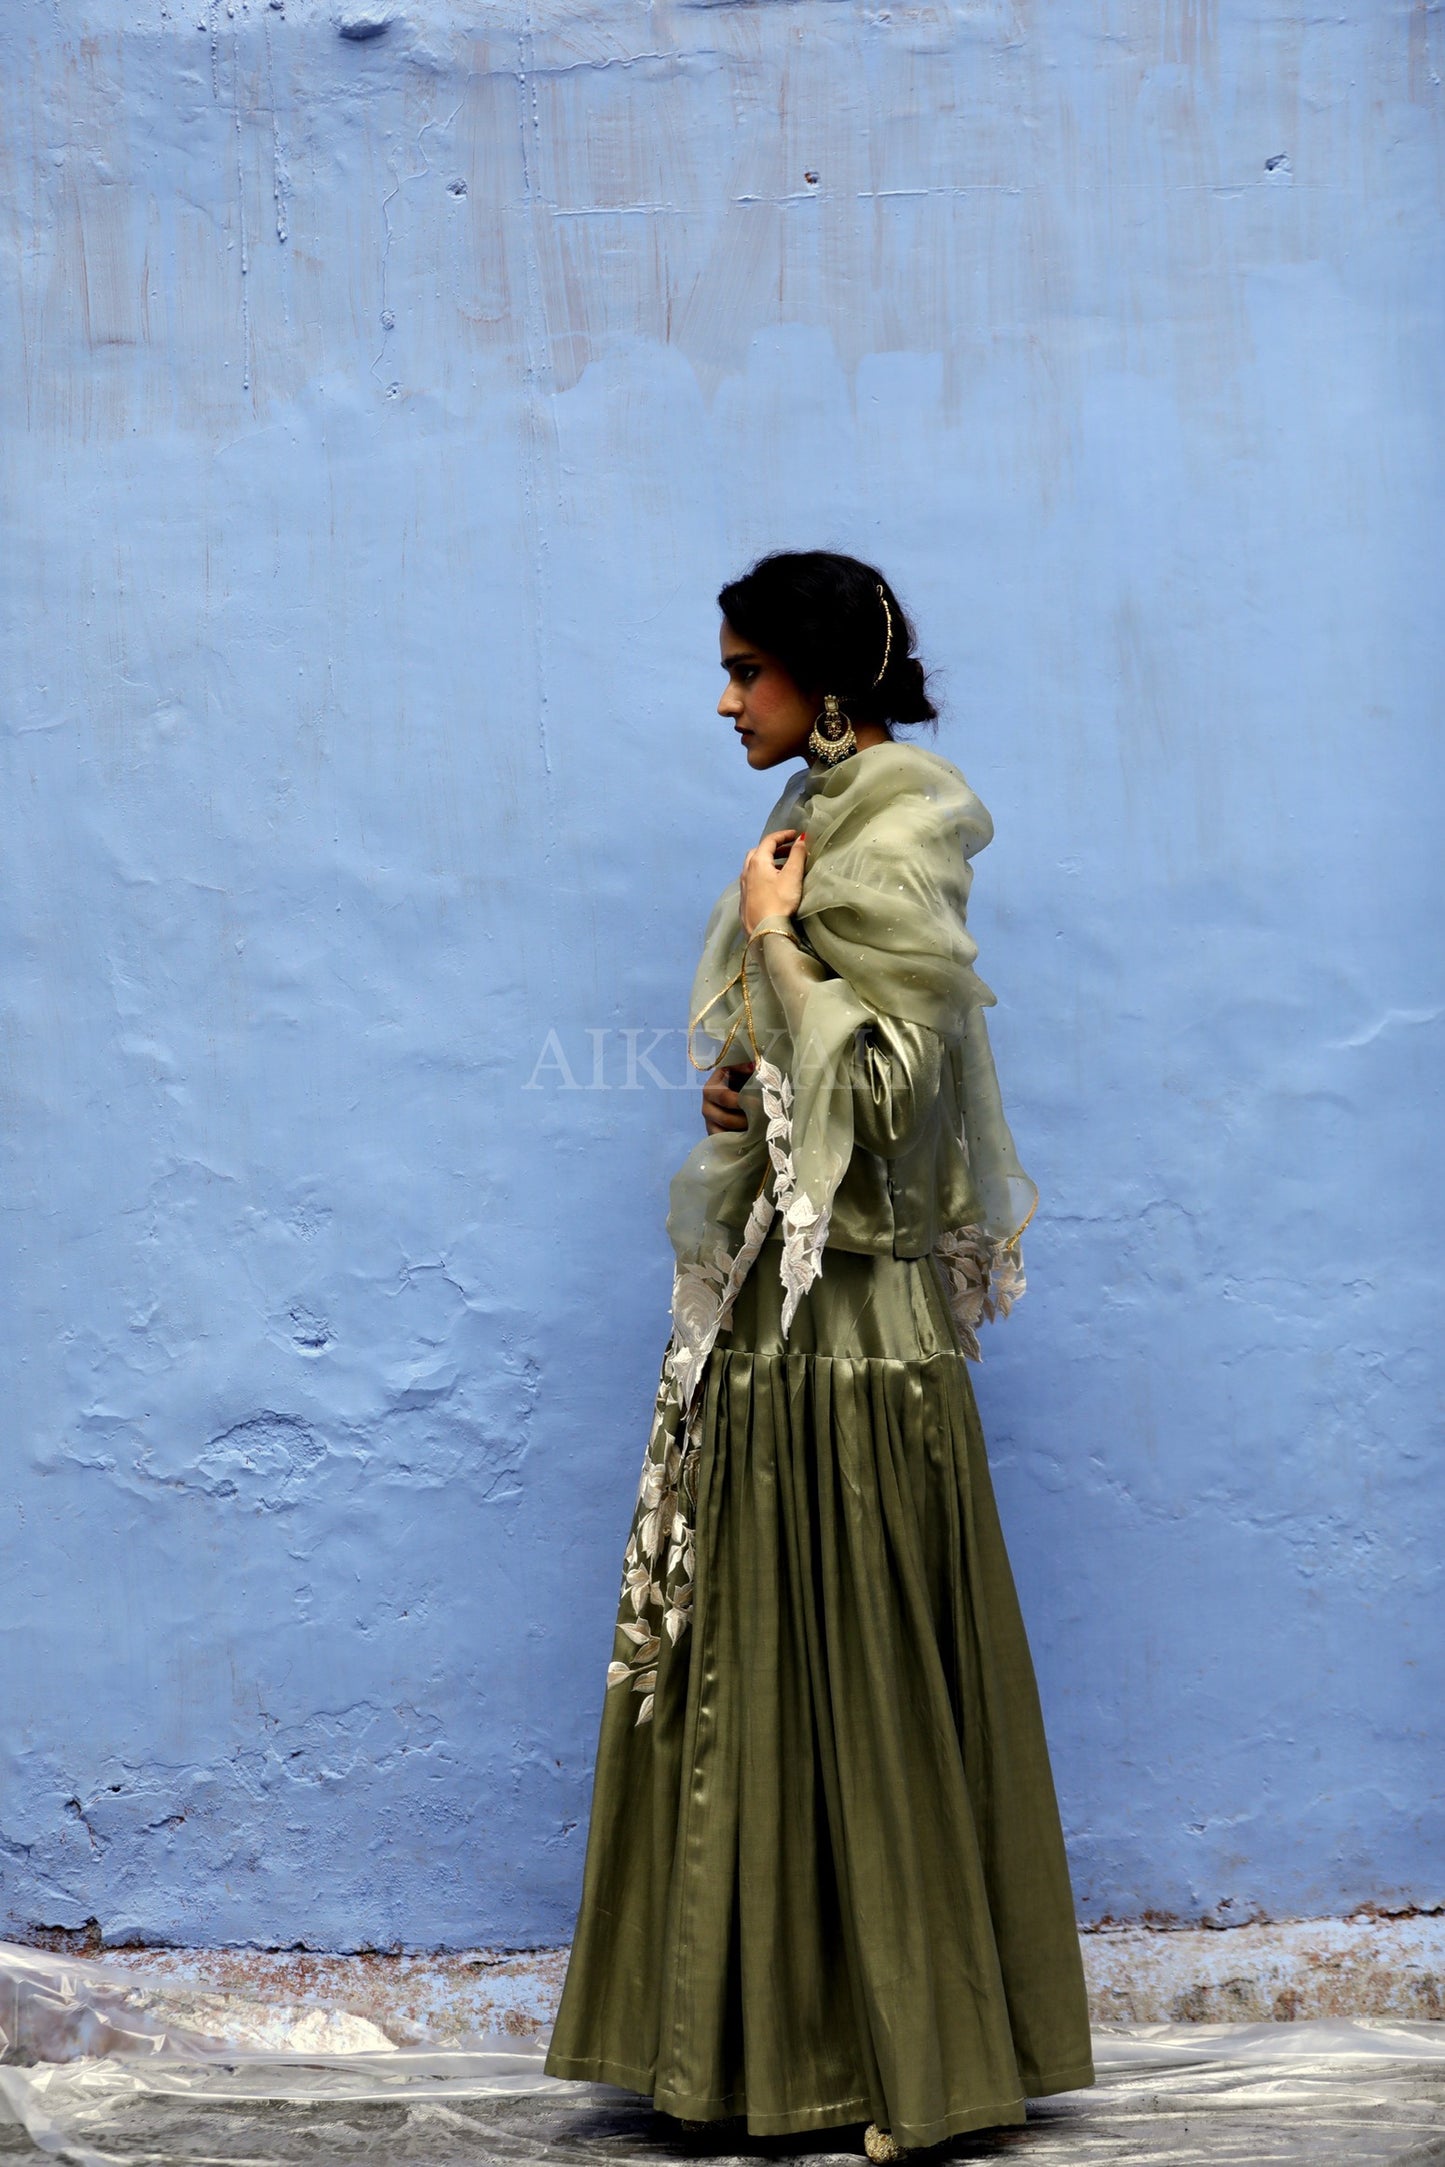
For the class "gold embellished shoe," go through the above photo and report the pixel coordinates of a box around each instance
[864,2125,907,2162]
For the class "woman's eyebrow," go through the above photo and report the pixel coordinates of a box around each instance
[721,648,759,668]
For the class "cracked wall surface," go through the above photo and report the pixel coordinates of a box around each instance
[0,0,1441,1948]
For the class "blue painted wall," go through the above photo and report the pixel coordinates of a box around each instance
[2,0,1440,1949]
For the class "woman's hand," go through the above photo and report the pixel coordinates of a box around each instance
[739,829,807,938]
[702,1064,752,1136]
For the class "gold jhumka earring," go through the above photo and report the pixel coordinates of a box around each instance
[806,584,894,769]
[806,692,857,767]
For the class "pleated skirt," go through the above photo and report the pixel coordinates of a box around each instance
[544,1241,1094,2147]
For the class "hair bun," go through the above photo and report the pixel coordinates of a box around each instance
[881,653,937,729]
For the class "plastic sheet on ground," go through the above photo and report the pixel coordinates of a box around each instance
[2,1942,1444,2165]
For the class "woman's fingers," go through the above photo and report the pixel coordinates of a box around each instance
[763,828,800,867]
[741,830,799,879]
[701,1074,749,1135]
[702,1081,746,1122]
[738,828,808,935]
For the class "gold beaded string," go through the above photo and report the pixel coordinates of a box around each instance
[872,585,893,688]
[685,926,804,1074]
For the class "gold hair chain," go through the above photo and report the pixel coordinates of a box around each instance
[872,584,893,689]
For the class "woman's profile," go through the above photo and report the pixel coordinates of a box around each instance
[544,551,1094,2155]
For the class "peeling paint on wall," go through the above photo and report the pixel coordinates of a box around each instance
[20,1912,1445,2038]
[1,0,1441,1949]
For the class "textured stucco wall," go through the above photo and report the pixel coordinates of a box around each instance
[1,0,1440,1950]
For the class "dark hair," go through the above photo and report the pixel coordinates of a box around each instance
[717,550,937,730]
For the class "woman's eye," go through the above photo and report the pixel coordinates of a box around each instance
[735,666,759,685]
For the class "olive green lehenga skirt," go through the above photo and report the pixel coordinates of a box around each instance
[545,1243,1094,2148]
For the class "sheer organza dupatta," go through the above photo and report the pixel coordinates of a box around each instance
[666,744,1037,1404]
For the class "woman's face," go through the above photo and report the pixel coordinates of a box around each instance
[717,618,817,770]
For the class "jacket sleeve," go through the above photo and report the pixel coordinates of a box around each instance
[753,916,944,1158]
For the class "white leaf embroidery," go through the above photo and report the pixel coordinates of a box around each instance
[932,1226,1028,1361]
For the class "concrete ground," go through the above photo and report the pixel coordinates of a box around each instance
[3,2028,1445,2164]
[2,1940,1444,2163]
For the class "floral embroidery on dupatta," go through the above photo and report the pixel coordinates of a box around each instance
[607,1056,824,1722]
[606,1056,1028,1718]
[758,1059,831,1334]
[605,1362,695,1725]
[932,1228,1027,1361]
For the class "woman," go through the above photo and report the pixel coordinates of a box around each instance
[545,552,1093,2155]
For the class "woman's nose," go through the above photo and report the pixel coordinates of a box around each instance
[718,686,742,717]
